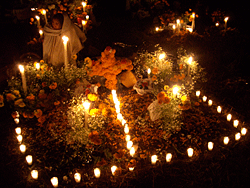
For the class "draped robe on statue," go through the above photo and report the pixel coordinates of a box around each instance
[43,13,87,67]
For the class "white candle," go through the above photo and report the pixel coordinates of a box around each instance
[147,68,151,79]
[111,165,117,175]
[196,90,200,97]
[217,106,222,113]
[233,120,239,128]
[117,113,123,122]
[62,36,69,68]
[227,114,232,121]
[191,13,195,31]
[122,119,126,126]
[17,135,23,143]
[127,141,133,150]
[26,155,33,165]
[224,17,229,30]
[94,168,101,178]
[14,118,19,124]
[151,155,157,164]
[35,62,40,70]
[74,173,81,183]
[31,170,38,179]
[82,20,87,32]
[223,136,229,145]
[19,65,27,95]
[208,142,214,151]
[125,135,131,142]
[82,1,87,12]
[129,167,134,171]
[20,144,26,153]
[176,19,180,33]
[235,132,241,141]
[187,148,193,157]
[173,24,176,33]
[83,100,90,128]
[208,100,213,106]
[166,153,172,162]
[155,27,159,32]
[86,15,89,20]
[51,177,58,187]
[35,15,40,28]
[124,125,129,134]
[173,85,179,98]
[241,128,247,136]
[202,96,207,102]
[41,9,47,24]
[15,127,21,135]
[130,147,135,157]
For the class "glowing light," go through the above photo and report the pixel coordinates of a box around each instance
[155,27,159,31]
[227,114,232,121]
[35,62,40,70]
[51,177,58,187]
[94,168,101,178]
[159,53,166,60]
[26,155,33,165]
[187,148,194,157]
[196,91,200,97]
[125,135,131,142]
[223,137,229,145]
[17,135,23,143]
[217,106,222,113]
[15,127,21,135]
[233,120,239,128]
[111,166,117,175]
[188,56,193,65]
[83,100,90,111]
[166,153,172,162]
[62,35,69,44]
[235,132,241,141]
[127,141,133,150]
[74,173,81,183]
[130,147,135,157]
[173,85,180,96]
[224,17,229,22]
[151,155,158,164]
[202,96,207,102]
[208,142,214,151]
[241,128,247,135]
[124,125,129,134]
[14,118,19,124]
[208,100,213,106]
[41,9,46,15]
[31,170,38,179]
[129,167,134,171]
[20,144,26,153]
[19,65,24,74]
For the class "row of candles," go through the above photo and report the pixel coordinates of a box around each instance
[13,88,248,185]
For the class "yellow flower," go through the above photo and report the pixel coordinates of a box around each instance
[14,99,26,107]
[72,54,77,60]
[49,82,57,90]
[85,57,92,67]
[26,94,35,101]
[89,108,100,116]
[34,109,43,118]
[164,85,169,91]
[13,90,21,97]
[87,93,98,101]
[6,93,16,101]
[40,60,44,63]
[152,67,159,75]
[152,75,157,81]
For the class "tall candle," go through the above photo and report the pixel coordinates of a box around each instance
[19,65,27,95]
[166,153,172,162]
[176,19,180,33]
[35,15,40,28]
[191,13,195,31]
[41,9,47,24]
[39,29,43,38]
[224,17,229,30]
[82,1,87,12]
[74,173,81,183]
[151,155,157,164]
[51,177,58,187]
[83,100,90,128]
[82,20,87,32]
[62,36,69,68]
[26,155,33,165]
[187,148,193,157]
[187,56,192,77]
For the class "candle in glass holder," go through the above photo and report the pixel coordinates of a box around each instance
[124,125,129,134]
[191,12,195,31]
[241,128,247,136]
[74,173,81,183]
[202,96,207,102]
[83,100,90,128]
[35,62,40,70]
[94,168,101,178]
[208,100,213,106]
[235,132,241,141]
[217,106,222,113]
[147,68,151,79]
[196,90,200,97]
[224,17,229,29]
[31,170,38,179]
[125,135,131,142]
[166,153,172,162]
[176,19,180,33]
[187,148,193,157]
[111,165,117,175]
[51,177,58,187]
[127,141,133,150]
[20,144,26,153]
[130,147,135,157]
[82,20,87,32]
[208,142,214,151]
[223,136,229,145]
[155,27,159,32]
[26,155,33,165]
[14,118,19,124]
[17,135,23,143]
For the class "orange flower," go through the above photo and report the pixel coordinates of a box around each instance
[179,64,183,70]
[194,102,200,106]
[28,112,34,118]
[6,93,16,101]
[11,111,18,119]
[157,92,166,104]
[87,93,98,101]
[89,131,102,145]
[114,149,124,159]
[22,111,28,118]
[96,158,107,167]
[42,82,47,88]
[54,101,60,106]
[152,75,157,81]
[89,108,100,116]
[164,96,171,104]
[38,90,47,100]
[38,115,46,124]
[14,99,26,107]
[34,109,43,118]
[26,94,35,101]
[49,82,57,90]
[152,67,159,75]
[128,159,137,168]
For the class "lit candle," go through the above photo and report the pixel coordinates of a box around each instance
[215,22,219,27]
[51,177,58,187]
[173,24,176,33]
[83,100,90,128]
[14,118,19,124]
[155,27,159,32]
[176,19,180,33]
[223,136,229,145]
[17,135,23,143]
[19,65,27,95]
[35,15,40,28]
[124,125,129,134]
[129,167,134,171]
[74,173,81,183]
[62,36,69,68]
[31,170,38,179]
[151,155,157,164]
[39,29,43,38]
[224,17,229,30]
[166,153,172,162]
[41,9,47,24]
[35,62,40,70]
[202,96,207,102]
[147,68,151,79]
[82,20,87,32]
[227,114,232,121]
[122,119,126,126]
[26,155,33,165]
[20,144,26,153]
[130,147,135,157]
[217,106,222,113]
[187,148,193,157]
[233,120,239,128]
[208,100,213,106]
[86,15,89,20]
[111,165,117,175]
[196,90,200,97]
[173,85,179,98]
[187,56,192,77]
[235,132,241,141]
[191,12,195,31]
[82,1,87,12]
[15,127,21,135]
[125,135,131,142]
[127,141,133,150]
[208,142,214,151]
[94,168,101,178]
[241,128,247,136]
[159,53,166,61]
